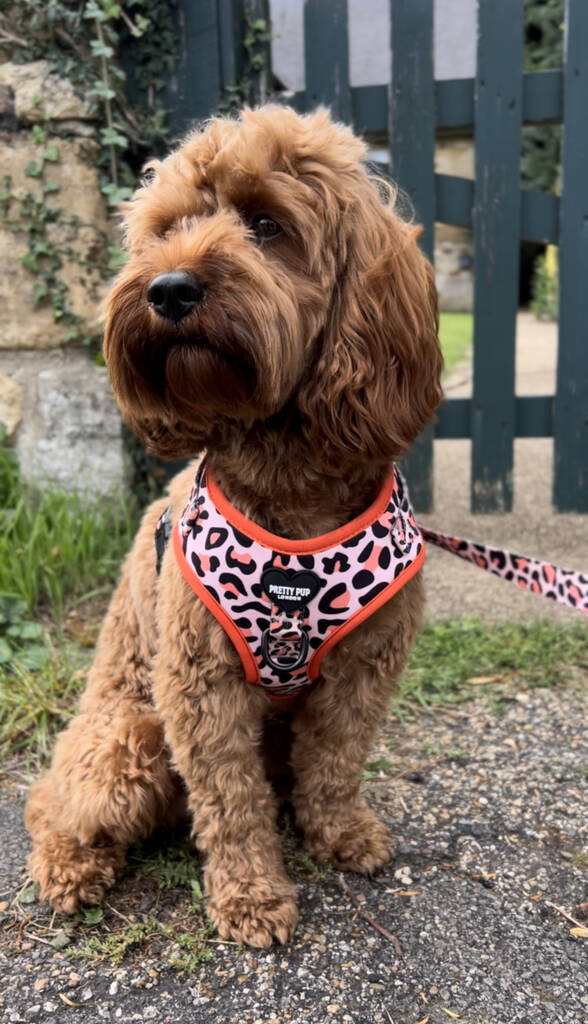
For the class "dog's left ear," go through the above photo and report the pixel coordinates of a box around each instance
[298,180,443,466]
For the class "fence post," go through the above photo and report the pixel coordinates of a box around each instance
[470,0,524,513]
[304,0,351,123]
[388,0,435,513]
[553,0,588,511]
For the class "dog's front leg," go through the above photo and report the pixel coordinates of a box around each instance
[289,602,420,873]
[152,596,297,948]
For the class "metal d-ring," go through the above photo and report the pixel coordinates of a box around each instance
[261,627,309,672]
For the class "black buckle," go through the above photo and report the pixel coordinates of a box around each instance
[261,627,309,673]
[155,505,172,575]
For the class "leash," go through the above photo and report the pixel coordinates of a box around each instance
[420,526,588,615]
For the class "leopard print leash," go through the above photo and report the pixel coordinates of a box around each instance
[420,526,588,614]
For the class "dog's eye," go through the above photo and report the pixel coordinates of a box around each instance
[250,214,282,242]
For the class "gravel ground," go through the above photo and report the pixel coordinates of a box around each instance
[1,684,587,1024]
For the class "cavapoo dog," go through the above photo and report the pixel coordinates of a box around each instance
[26,105,442,948]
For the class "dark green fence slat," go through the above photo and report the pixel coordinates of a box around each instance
[352,85,388,134]
[436,397,553,440]
[521,191,559,245]
[470,0,524,513]
[164,0,221,135]
[436,79,475,132]
[304,0,351,122]
[522,68,564,125]
[388,0,435,513]
[554,0,588,511]
[435,175,474,228]
[296,71,563,137]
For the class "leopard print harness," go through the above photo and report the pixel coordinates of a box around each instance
[161,463,424,700]
[156,465,588,701]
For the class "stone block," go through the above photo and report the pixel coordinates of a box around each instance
[0,374,23,438]
[0,133,113,350]
[0,350,125,498]
[0,61,93,123]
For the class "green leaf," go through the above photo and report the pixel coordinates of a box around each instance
[24,161,42,178]
[107,245,127,269]
[18,884,40,905]
[89,81,116,101]
[100,127,128,148]
[102,184,133,205]
[20,252,38,272]
[33,282,49,303]
[0,639,11,663]
[43,181,61,194]
[30,125,47,144]
[43,145,59,163]
[19,645,50,670]
[83,906,104,925]
[90,39,115,58]
[18,621,44,640]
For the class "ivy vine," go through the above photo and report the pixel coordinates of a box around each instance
[0,0,178,349]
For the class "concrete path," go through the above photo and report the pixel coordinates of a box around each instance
[422,313,587,624]
[1,684,586,1024]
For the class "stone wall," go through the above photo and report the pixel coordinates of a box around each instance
[0,60,125,497]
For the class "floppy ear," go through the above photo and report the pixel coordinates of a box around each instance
[298,180,443,466]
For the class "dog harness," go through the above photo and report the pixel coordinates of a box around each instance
[162,463,425,700]
[156,464,588,702]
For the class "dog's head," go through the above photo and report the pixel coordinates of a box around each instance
[105,106,442,465]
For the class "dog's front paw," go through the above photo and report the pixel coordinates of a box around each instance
[305,809,393,874]
[207,872,298,948]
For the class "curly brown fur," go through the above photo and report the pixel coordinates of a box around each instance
[26,106,442,947]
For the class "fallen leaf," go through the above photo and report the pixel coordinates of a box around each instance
[467,674,505,685]
[394,890,421,897]
[59,993,83,1007]
[415,1017,430,1024]
[442,1010,460,1019]
[570,926,588,939]
[420,992,429,1004]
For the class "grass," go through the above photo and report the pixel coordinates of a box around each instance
[0,435,137,615]
[393,616,588,715]
[0,434,137,766]
[439,310,473,375]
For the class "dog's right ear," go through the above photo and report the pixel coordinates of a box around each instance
[297,179,443,468]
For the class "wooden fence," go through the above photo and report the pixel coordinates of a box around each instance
[168,0,588,514]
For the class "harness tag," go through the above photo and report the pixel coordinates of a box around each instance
[261,568,321,612]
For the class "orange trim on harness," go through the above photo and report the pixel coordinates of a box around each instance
[172,524,260,684]
[206,470,396,555]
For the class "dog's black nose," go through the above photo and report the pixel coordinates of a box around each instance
[147,271,205,322]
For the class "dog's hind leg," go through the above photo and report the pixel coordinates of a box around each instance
[26,707,181,912]
[26,525,182,912]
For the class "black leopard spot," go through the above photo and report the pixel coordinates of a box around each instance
[318,583,350,614]
[353,569,374,589]
[358,581,387,606]
[297,554,315,570]
[231,526,254,548]
[378,547,391,570]
[205,527,228,549]
[357,540,374,564]
[219,572,247,597]
[321,553,350,574]
[341,530,367,548]
[372,520,391,539]
[226,546,256,574]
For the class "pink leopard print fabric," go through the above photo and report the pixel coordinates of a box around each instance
[421,527,588,614]
[174,464,425,699]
